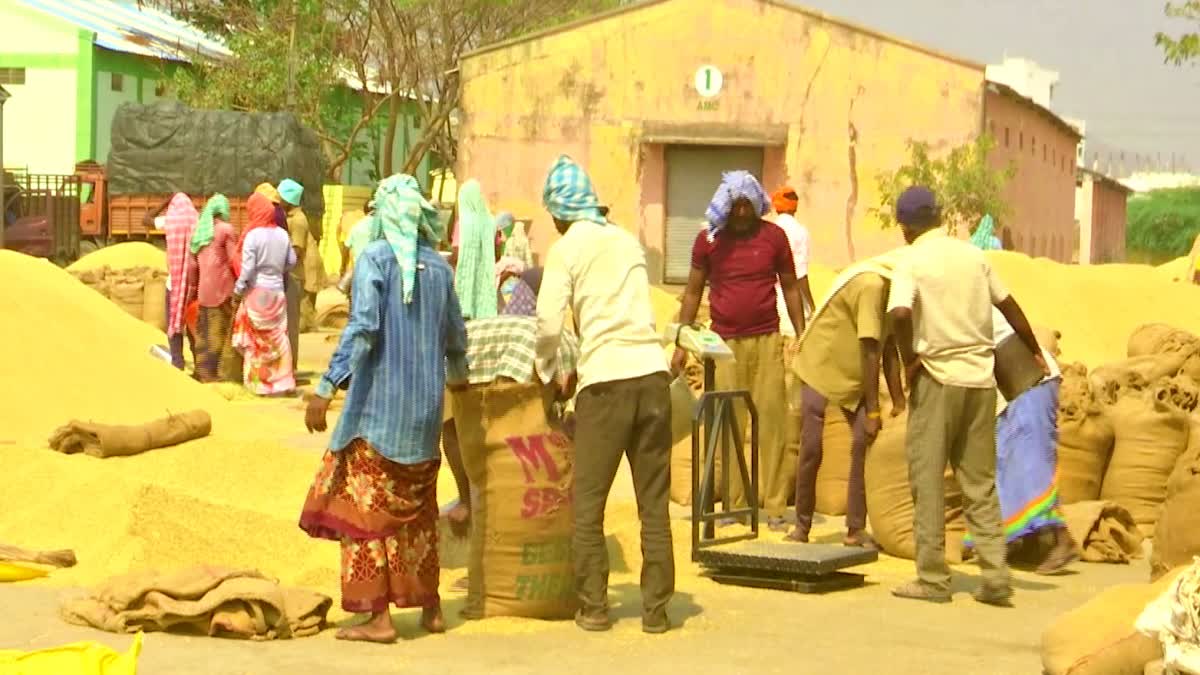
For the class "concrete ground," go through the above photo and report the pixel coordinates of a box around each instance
[0,331,1149,674]
[0,531,1147,675]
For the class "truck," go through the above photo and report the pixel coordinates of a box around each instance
[3,100,325,262]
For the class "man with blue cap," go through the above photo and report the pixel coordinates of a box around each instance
[886,185,1046,607]
[535,155,674,635]
[278,178,319,369]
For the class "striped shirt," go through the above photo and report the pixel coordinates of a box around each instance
[464,316,579,385]
[316,241,468,464]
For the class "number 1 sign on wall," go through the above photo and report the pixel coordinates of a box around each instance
[694,65,723,99]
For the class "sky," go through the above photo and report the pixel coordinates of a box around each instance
[794,0,1199,174]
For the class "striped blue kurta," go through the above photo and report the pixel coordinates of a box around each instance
[316,241,468,464]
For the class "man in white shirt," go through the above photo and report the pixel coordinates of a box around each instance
[886,186,1046,607]
[770,186,815,336]
[535,156,674,635]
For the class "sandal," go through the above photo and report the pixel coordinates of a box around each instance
[891,581,951,604]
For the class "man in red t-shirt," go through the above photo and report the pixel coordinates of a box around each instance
[672,171,806,530]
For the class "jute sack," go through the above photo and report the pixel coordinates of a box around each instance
[1100,377,1194,536]
[1035,325,1062,357]
[142,273,168,331]
[668,353,706,507]
[1090,354,1189,405]
[814,405,853,516]
[669,434,693,506]
[108,278,146,320]
[48,410,212,458]
[1150,454,1200,581]
[1041,567,1188,675]
[864,410,967,563]
[1057,382,1114,505]
[71,266,109,286]
[1128,324,1184,358]
[453,382,576,620]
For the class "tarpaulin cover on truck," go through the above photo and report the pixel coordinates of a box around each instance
[107,101,326,219]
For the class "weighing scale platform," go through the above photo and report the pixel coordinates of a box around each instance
[671,323,878,594]
[696,541,877,593]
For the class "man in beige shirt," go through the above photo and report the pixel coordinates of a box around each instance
[788,256,905,549]
[886,186,1046,607]
[278,178,321,371]
[535,156,673,635]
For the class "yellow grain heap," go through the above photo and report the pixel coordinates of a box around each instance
[67,242,166,273]
[0,251,228,446]
[986,251,1200,367]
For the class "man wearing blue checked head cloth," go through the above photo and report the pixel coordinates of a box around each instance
[535,155,675,635]
[673,170,807,532]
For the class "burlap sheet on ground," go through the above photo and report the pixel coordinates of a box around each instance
[61,566,331,640]
[1062,500,1145,564]
[49,410,212,458]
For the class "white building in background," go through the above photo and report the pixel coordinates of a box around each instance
[985,57,1059,109]
[1122,172,1200,193]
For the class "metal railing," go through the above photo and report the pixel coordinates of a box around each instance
[5,172,81,261]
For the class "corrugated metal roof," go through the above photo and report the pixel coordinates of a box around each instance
[16,0,230,63]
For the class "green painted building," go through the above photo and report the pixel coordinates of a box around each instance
[0,0,437,190]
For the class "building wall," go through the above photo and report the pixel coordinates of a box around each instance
[0,2,80,174]
[1075,176,1093,264]
[1089,179,1127,264]
[984,89,1079,262]
[458,0,985,273]
[93,48,181,164]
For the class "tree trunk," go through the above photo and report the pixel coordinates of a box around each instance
[382,95,400,177]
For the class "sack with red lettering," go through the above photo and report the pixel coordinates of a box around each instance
[452,382,577,620]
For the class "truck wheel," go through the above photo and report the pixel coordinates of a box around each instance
[79,239,101,257]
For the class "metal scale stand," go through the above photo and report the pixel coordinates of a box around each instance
[669,325,878,593]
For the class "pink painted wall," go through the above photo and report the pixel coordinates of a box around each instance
[985,89,1080,262]
[458,0,985,277]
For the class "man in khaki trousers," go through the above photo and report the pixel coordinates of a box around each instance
[672,172,807,532]
[886,186,1047,606]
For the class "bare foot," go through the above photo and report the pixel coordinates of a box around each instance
[422,605,446,634]
[336,613,397,643]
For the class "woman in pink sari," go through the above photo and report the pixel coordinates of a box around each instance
[231,192,297,396]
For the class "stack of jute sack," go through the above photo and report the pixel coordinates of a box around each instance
[70,265,169,333]
[1045,323,1200,578]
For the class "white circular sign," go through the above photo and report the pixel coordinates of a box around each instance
[694,65,723,98]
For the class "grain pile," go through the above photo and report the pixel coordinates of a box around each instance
[0,251,231,446]
[67,242,166,273]
[985,251,1200,367]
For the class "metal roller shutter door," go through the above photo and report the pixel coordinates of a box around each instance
[663,145,764,283]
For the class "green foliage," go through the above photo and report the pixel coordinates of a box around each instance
[1157,1,1200,64]
[1126,187,1200,257]
[168,0,373,180]
[871,135,1015,234]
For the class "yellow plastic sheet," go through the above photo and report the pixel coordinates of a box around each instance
[0,563,48,582]
[0,633,142,675]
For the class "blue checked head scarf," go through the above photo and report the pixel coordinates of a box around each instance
[971,214,1002,251]
[543,156,607,225]
[368,174,443,304]
[705,170,768,239]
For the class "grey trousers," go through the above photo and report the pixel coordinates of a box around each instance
[286,272,301,372]
[907,373,1009,592]
[573,372,675,624]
